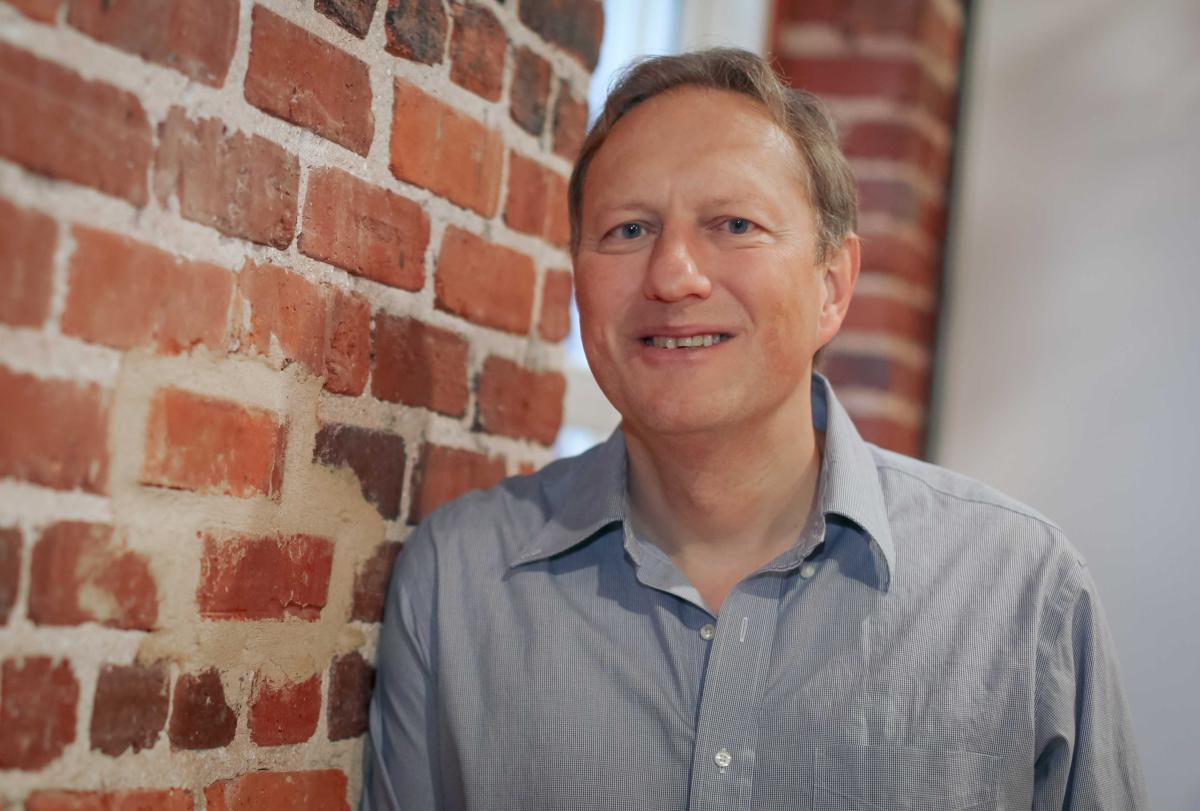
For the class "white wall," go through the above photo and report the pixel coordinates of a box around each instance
[934,2,1200,807]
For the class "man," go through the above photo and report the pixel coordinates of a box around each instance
[363,49,1146,810]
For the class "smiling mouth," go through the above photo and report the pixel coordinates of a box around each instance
[641,333,733,349]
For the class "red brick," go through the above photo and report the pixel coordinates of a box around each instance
[67,0,238,87]
[390,79,503,216]
[327,651,373,740]
[29,521,157,630]
[168,668,236,750]
[505,151,550,237]
[518,0,603,69]
[0,366,109,494]
[0,527,18,625]
[842,295,935,346]
[62,226,233,354]
[920,5,963,66]
[0,42,152,206]
[351,541,401,622]
[510,46,551,136]
[435,227,535,334]
[0,657,78,770]
[371,314,469,417]
[325,288,371,396]
[197,532,334,621]
[0,198,56,328]
[852,415,925,458]
[245,7,374,155]
[822,350,929,404]
[538,270,572,342]
[300,166,429,291]
[26,789,193,811]
[409,443,506,523]
[476,356,565,445]
[779,55,953,121]
[552,81,588,161]
[155,106,299,248]
[3,0,59,22]
[249,673,320,747]
[858,231,933,285]
[316,0,378,39]
[449,3,506,101]
[89,661,169,756]
[235,260,327,374]
[314,423,406,520]
[858,178,925,228]
[383,0,447,64]
[844,119,950,181]
[204,770,349,811]
[774,0,926,39]
[545,171,571,249]
[141,388,286,499]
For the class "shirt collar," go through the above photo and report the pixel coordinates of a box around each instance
[510,373,895,590]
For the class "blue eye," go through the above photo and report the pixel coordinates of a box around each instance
[724,218,752,235]
[618,222,644,239]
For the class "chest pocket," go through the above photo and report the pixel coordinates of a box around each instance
[813,744,999,811]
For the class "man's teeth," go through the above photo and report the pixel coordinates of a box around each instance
[645,334,729,349]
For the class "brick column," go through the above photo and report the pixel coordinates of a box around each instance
[770,0,967,456]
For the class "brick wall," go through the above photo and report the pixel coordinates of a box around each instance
[771,0,967,456]
[0,0,599,807]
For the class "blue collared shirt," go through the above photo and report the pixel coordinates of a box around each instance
[363,376,1146,810]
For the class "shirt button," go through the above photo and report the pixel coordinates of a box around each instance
[800,562,817,579]
[699,623,716,641]
[714,748,732,769]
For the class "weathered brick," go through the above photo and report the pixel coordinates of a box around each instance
[0,527,18,625]
[205,770,349,811]
[29,521,157,630]
[67,0,238,87]
[409,443,506,523]
[476,356,565,446]
[0,197,56,328]
[505,153,569,247]
[168,668,236,750]
[518,0,603,69]
[0,657,78,770]
[449,2,506,101]
[4,0,59,22]
[89,661,169,756]
[197,532,334,621]
[0,42,152,206]
[779,55,953,121]
[538,270,572,342]
[436,226,535,334]
[141,389,286,499]
[327,651,373,740]
[62,226,233,354]
[351,541,401,622]
[325,288,372,396]
[314,423,406,521]
[510,46,551,136]
[552,80,588,161]
[155,106,299,248]
[844,119,949,180]
[0,366,109,494]
[545,167,571,249]
[248,673,320,747]
[245,7,374,155]
[26,789,193,811]
[235,260,327,375]
[316,0,379,39]
[300,166,429,292]
[390,79,503,216]
[371,314,469,417]
[384,0,447,65]
[842,295,935,346]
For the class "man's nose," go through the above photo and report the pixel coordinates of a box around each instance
[642,226,713,302]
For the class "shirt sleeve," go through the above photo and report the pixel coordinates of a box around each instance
[1032,558,1148,809]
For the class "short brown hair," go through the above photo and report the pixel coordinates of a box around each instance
[567,48,857,260]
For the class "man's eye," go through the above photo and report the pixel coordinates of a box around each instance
[615,222,644,239]
[722,218,753,235]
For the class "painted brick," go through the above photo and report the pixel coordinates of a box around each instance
[155,106,299,249]
[204,770,349,811]
[248,673,320,747]
[141,389,286,499]
[0,657,78,770]
[89,661,169,756]
[168,668,236,750]
[538,269,573,342]
[510,46,551,135]
[235,260,327,376]
[449,2,506,101]
[29,521,157,630]
[518,0,603,69]
[0,197,56,328]
[552,80,588,161]
[0,527,18,625]
[325,288,372,396]
[62,226,233,354]
[371,314,469,417]
[0,366,109,494]
[390,79,503,216]
[327,651,373,740]
[4,0,59,22]
[842,295,935,346]
[476,356,565,446]
[435,227,535,334]
[409,443,506,523]
[0,42,152,206]
[351,541,401,622]
[300,166,429,292]
[316,0,379,39]
[197,532,334,621]
[314,423,406,521]
[26,789,193,811]
[383,0,447,64]
[245,7,374,156]
[67,0,238,87]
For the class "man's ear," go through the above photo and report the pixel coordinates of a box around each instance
[817,234,860,346]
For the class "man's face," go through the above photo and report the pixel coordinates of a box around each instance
[574,87,855,438]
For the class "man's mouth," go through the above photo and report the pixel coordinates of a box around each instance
[641,333,733,349]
